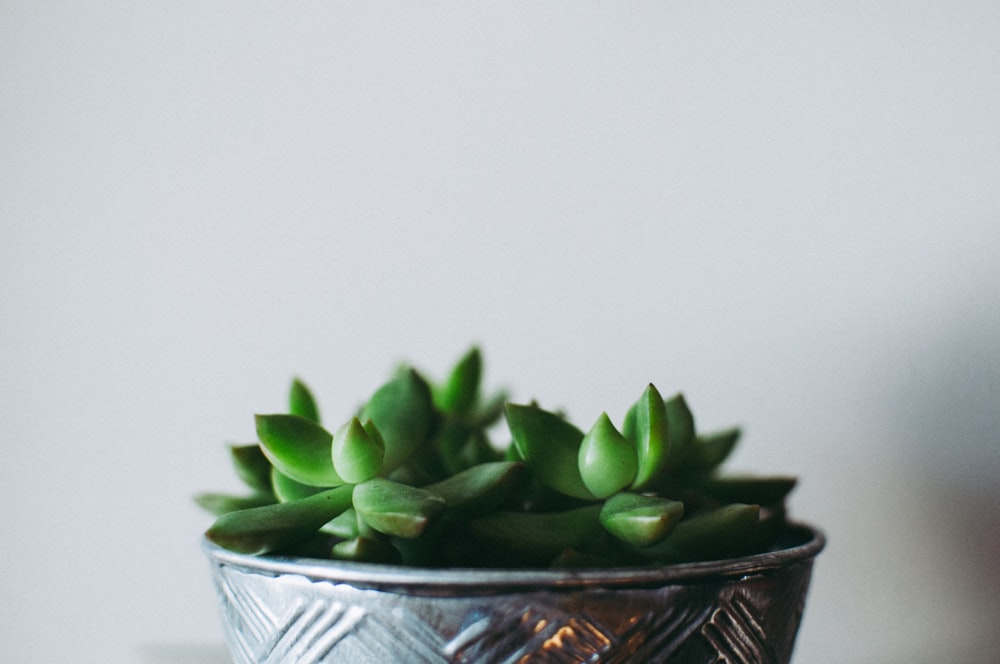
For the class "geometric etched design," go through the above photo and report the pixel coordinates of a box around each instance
[206,525,822,664]
[215,567,453,664]
[257,599,363,662]
[444,604,618,663]
[613,600,715,663]
[701,592,774,664]
[214,562,806,664]
[210,562,814,664]
[440,594,719,663]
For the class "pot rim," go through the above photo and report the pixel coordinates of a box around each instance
[203,521,824,592]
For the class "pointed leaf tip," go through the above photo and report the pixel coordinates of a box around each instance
[435,346,482,415]
[626,384,670,490]
[578,412,636,498]
[289,378,320,423]
[332,417,384,484]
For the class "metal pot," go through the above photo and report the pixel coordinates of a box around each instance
[203,522,823,663]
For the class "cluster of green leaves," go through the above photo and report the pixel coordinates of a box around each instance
[197,348,796,568]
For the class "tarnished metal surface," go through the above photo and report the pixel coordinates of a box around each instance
[204,523,823,663]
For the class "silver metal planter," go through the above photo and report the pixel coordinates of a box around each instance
[204,523,824,664]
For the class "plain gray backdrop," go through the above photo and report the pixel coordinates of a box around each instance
[3,2,999,662]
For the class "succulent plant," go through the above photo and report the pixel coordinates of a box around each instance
[197,347,797,568]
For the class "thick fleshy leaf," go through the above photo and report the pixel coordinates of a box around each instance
[599,492,684,547]
[230,444,273,494]
[695,475,797,506]
[504,441,523,462]
[680,427,740,473]
[289,377,320,423]
[664,392,695,469]
[434,346,481,415]
[505,403,593,500]
[624,384,670,490]
[352,478,446,539]
[330,537,402,564]
[194,492,275,516]
[578,413,637,498]
[468,505,603,562]
[361,419,386,455]
[271,467,325,502]
[633,503,760,564]
[322,507,361,538]
[332,417,384,484]
[205,485,354,555]
[423,461,527,517]
[359,368,435,473]
[255,414,342,487]
[432,420,473,476]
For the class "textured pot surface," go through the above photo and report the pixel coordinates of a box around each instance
[204,523,824,664]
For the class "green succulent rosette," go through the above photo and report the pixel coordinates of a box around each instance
[197,347,797,567]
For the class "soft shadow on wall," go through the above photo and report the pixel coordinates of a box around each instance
[893,295,1000,661]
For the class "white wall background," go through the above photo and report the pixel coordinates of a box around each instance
[3,2,999,662]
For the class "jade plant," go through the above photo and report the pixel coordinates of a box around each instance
[197,348,797,568]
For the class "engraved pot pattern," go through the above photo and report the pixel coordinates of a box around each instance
[204,523,823,664]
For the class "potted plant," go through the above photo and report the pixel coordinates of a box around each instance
[198,348,824,663]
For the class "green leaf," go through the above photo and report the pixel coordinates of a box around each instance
[332,417,384,484]
[599,492,684,547]
[322,507,361,538]
[205,485,354,555]
[504,440,524,462]
[457,430,503,468]
[359,368,436,474]
[289,377,320,423]
[504,403,594,500]
[422,461,527,518]
[432,421,502,477]
[230,444,273,494]
[680,427,740,473]
[432,420,473,476]
[695,475,797,506]
[434,346,481,415]
[352,478,446,539]
[255,414,342,487]
[271,467,325,502]
[664,392,695,469]
[330,537,402,565]
[194,492,275,516]
[633,503,760,564]
[578,412,637,499]
[625,384,670,490]
[361,418,387,455]
[468,505,603,563]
